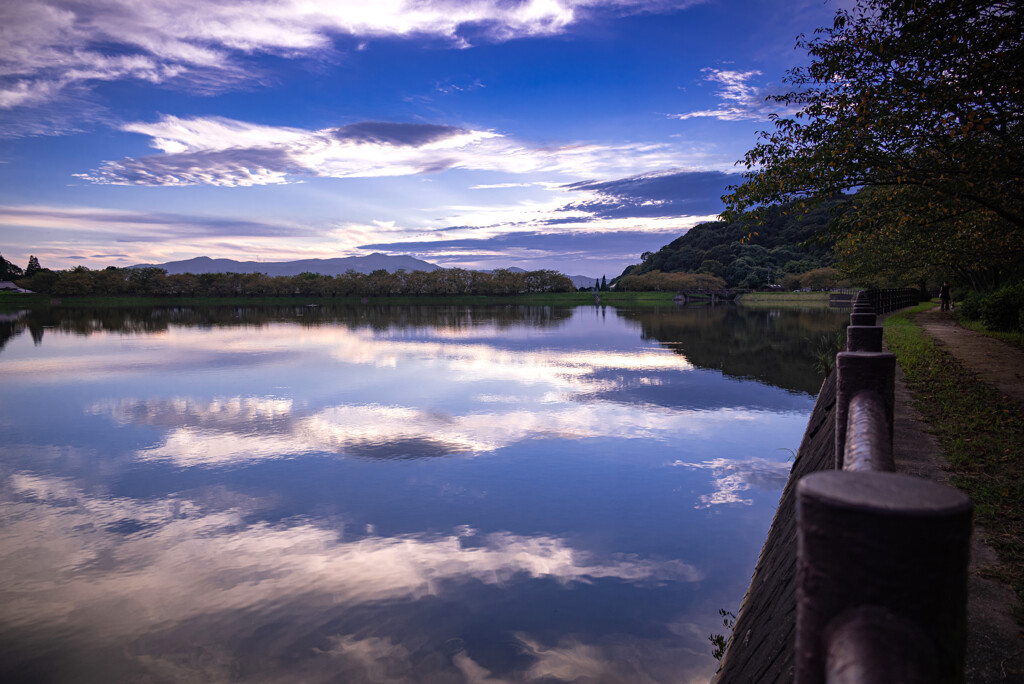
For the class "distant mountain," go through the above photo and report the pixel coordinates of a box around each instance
[569,275,598,289]
[132,253,443,276]
[133,254,597,287]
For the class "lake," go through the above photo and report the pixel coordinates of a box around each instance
[0,302,847,683]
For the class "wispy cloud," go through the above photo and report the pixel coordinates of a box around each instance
[669,68,790,122]
[1,0,704,114]
[1,169,729,270]
[0,204,309,239]
[74,115,691,186]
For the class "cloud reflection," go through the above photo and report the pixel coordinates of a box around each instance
[0,472,703,680]
[671,457,792,508]
[89,396,761,466]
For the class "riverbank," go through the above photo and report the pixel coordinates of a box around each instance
[0,291,677,309]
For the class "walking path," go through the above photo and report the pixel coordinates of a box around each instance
[890,305,1023,682]
[916,307,1024,404]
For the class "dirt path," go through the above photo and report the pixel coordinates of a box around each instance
[916,307,1024,404]
[891,305,1024,682]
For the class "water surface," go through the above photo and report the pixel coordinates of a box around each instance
[0,303,845,683]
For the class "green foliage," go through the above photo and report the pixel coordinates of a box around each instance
[24,255,41,277]
[832,187,1023,289]
[958,291,985,321]
[0,253,24,280]
[13,266,577,298]
[724,0,1024,287]
[17,268,59,293]
[617,199,842,288]
[980,284,1024,332]
[709,609,737,661]
[813,329,847,377]
[615,271,726,292]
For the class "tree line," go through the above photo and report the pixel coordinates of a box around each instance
[2,258,575,298]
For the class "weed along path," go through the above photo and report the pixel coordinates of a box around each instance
[886,304,1024,682]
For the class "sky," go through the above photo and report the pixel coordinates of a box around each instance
[0,0,847,278]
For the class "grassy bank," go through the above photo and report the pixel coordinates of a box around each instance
[885,304,1024,616]
[953,314,1024,350]
[737,291,832,308]
[18,291,678,308]
[0,293,50,310]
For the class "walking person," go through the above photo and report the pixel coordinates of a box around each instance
[939,281,951,312]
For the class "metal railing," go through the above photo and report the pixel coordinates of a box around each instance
[795,290,973,684]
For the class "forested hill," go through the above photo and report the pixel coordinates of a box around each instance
[617,198,847,289]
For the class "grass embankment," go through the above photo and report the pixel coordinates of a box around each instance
[0,293,50,310]
[13,291,678,308]
[736,291,832,308]
[885,303,1024,616]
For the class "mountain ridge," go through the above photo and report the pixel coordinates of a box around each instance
[131,253,441,277]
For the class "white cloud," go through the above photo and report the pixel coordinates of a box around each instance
[74,115,690,186]
[670,68,792,122]
[1,0,704,110]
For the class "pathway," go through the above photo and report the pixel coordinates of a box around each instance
[916,307,1024,404]
[891,305,1023,682]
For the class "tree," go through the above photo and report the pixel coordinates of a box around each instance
[0,253,23,280]
[832,186,1022,289]
[25,255,42,277]
[723,0,1023,279]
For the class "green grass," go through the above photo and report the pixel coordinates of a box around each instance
[885,303,1024,617]
[736,291,833,308]
[15,291,678,308]
[953,314,1024,350]
[0,293,50,310]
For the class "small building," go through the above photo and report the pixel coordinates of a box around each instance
[0,281,34,294]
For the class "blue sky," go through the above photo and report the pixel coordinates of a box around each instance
[0,0,845,277]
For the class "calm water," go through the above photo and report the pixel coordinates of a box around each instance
[0,303,846,683]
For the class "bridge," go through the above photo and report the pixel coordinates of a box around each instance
[672,289,740,305]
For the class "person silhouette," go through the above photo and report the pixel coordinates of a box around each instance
[939,282,951,312]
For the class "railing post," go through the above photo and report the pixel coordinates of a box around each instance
[835,351,895,469]
[825,606,939,683]
[843,389,895,471]
[846,325,883,352]
[850,293,876,326]
[795,471,972,684]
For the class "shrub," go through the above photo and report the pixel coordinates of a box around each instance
[980,284,1024,332]
[958,291,985,320]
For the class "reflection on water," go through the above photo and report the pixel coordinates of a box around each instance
[0,303,846,683]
